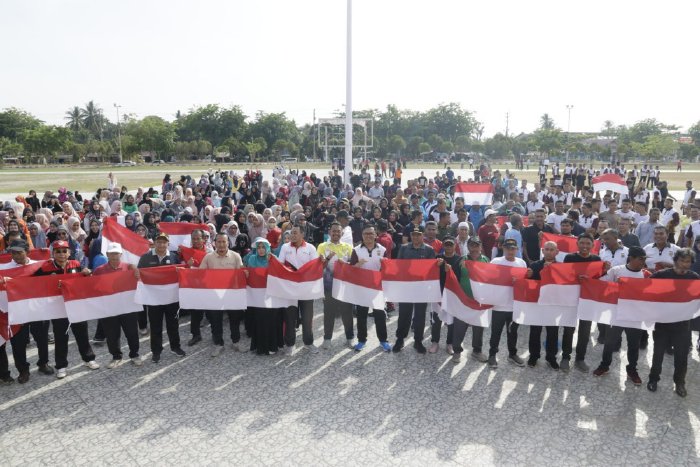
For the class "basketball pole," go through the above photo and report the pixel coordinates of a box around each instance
[344,0,353,184]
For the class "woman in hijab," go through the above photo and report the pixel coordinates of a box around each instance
[66,217,87,249]
[35,213,50,233]
[266,217,281,249]
[124,213,137,232]
[232,233,251,257]
[142,212,158,240]
[29,222,47,249]
[224,220,240,250]
[273,230,291,256]
[46,220,60,244]
[234,211,248,236]
[246,213,267,241]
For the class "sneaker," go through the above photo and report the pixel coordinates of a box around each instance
[56,368,67,379]
[472,351,489,363]
[283,346,294,356]
[560,359,570,372]
[211,345,224,357]
[85,360,100,370]
[347,339,356,349]
[139,327,149,336]
[92,338,106,346]
[354,341,366,352]
[38,364,54,375]
[527,356,537,368]
[106,359,122,369]
[451,352,462,363]
[647,380,657,392]
[414,342,427,354]
[17,371,30,384]
[446,344,454,355]
[675,384,687,398]
[428,342,439,354]
[392,339,404,353]
[593,366,609,377]
[487,355,498,369]
[171,348,186,358]
[187,335,202,347]
[574,360,590,373]
[131,357,144,367]
[152,353,161,363]
[304,344,319,354]
[627,370,642,385]
[546,359,560,371]
[379,341,392,352]
[508,354,525,367]
[321,339,332,350]
[0,375,14,384]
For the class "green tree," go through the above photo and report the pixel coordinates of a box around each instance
[246,137,267,163]
[439,141,455,154]
[686,120,700,147]
[80,100,105,140]
[125,116,176,156]
[0,108,42,141]
[248,112,301,154]
[0,137,24,157]
[484,133,513,158]
[387,135,406,155]
[455,135,471,152]
[418,142,431,155]
[65,106,83,131]
[427,134,443,150]
[22,126,72,158]
[176,104,247,148]
[540,113,556,130]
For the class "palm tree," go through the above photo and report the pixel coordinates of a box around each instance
[540,113,556,130]
[602,120,615,139]
[65,106,83,131]
[81,100,104,140]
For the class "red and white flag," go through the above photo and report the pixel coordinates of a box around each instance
[538,261,604,307]
[266,256,324,301]
[245,267,296,308]
[440,269,491,327]
[465,261,528,309]
[61,270,140,322]
[158,222,210,251]
[453,183,494,206]
[381,259,441,303]
[134,265,181,306]
[577,279,654,330]
[332,260,385,309]
[0,311,21,346]
[101,217,150,265]
[617,277,700,323]
[496,216,529,229]
[592,173,628,194]
[179,246,207,267]
[540,233,601,263]
[177,268,247,311]
[0,249,51,268]
[512,279,578,327]
[0,261,47,313]
[6,275,66,324]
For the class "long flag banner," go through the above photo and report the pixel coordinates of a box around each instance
[61,270,140,322]
[512,279,578,327]
[7,275,66,324]
[538,261,605,307]
[178,268,247,310]
[134,265,181,306]
[440,268,491,327]
[453,183,494,206]
[101,217,150,265]
[266,256,324,300]
[245,267,296,308]
[617,277,700,323]
[0,311,20,346]
[465,261,528,309]
[158,222,210,252]
[540,233,601,263]
[0,249,51,268]
[332,260,385,309]
[577,278,654,330]
[592,173,627,194]
[381,259,441,303]
[0,261,47,313]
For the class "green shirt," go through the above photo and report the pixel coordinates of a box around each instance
[459,254,489,298]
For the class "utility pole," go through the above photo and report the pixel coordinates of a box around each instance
[505,112,509,137]
[312,108,317,161]
[344,0,353,183]
[565,104,573,164]
[114,103,123,164]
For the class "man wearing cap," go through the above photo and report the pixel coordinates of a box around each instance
[430,236,462,353]
[35,240,98,379]
[477,209,499,260]
[393,225,438,354]
[94,243,142,369]
[526,240,561,369]
[402,210,424,244]
[487,238,527,368]
[136,232,185,363]
[0,240,53,383]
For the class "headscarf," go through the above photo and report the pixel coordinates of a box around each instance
[246,213,267,240]
[124,213,137,232]
[35,213,50,231]
[224,220,239,248]
[66,216,87,242]
[233,233,251,256]
[29,222,47,249]
[244,237,271,267]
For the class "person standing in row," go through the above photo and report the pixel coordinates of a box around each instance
[185,229,211,347]
[526,241,561,369]
[430,236,461,353]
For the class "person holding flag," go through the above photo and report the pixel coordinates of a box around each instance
[184,229,213,348]
[244,237,282,355]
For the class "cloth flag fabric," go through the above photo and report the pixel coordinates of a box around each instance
[617,278,700,323]
[577,279,654,330]
[0,311,21,346]
[61,270,140,322]
[465,261,528,309]
[537,261,604,307]
[332,260,385,309]
[158,222,210,251]
[440,268,491,327]
[177,268,247,310]
[266,256,324,300]
[453,183,494,206]
[496,216,529,229]
[592,173,628,194]
[179,246,207,267]
[101,217,150,265]
[0,249,51,267]
[381,259,441,303]
[245,268,296,308]
[0,261,47,313]
[540,232,601,263]
[134,265,181,306]
[512,279,578,327]
[7,275,66,324]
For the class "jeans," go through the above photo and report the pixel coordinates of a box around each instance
[649,321,691,384]
[600,326,642,371]
[451,319,484,354]
[561,320,592,361]
[147,303,181,354]
[356,306,388,343]
[528,325,559,361]
[284,300,314,346]
[208,309,245,345]
[323,292,354,340]
[52,318,95,370]
[396,303,427,342]
[489,310,518,357]
[102,312,140,359]
[9,321,50,370]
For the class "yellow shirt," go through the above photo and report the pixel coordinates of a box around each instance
[317,241,353,272]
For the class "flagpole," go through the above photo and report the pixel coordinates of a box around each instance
[344,0,353,185]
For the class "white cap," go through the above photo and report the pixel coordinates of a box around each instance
[106,243,123,254]
[484,209,498,218]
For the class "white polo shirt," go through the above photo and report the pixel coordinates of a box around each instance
[352,243,386,271]
[643,242,679,270]
[277,241,319,270]
[599,245,629,267]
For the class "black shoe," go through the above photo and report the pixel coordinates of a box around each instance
[152,353,161,363]
[546,359,560,370]
[647,380,657,392]
[527,356,538,368]
[187,335,201,347]
[675,384,687,398]
[413,342,427,354]
[38,364,54,375]
[0,375,14,384]
[17,371,30,384]
[392,339,404,353]
[171,348,186,357]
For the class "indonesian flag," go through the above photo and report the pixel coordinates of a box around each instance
[245,267,296,308]
[134,265,181,306]
[465,261,528,309]
[577,279,654,330]
[440,269,491,327]
[0,311,21,346]
[101,217,150,265]
[158,222,210,252]
[540,233,601,262]
[178,268,247,311]
[266,256,324,301]
[496,216,529,229]
[512,279,578,327]
[61,270,140,322]
[0,261,47,313]
[537,261,604,307]
[381,259,441,303]
[332,260,385,309]
[617,278,700,323]
[0,249,51,268]
[453,183,494,206]
[592,173,628,194]
[6,275,66,324]
[179,246,207,267]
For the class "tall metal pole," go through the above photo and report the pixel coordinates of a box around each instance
[565,104,573,164]
[344,0,353,183]
[114,103,123,164]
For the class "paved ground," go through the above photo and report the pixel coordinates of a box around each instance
[1,304,699,466]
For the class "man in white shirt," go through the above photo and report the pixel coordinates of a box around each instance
[681,180,696,212]
[643,226,679,271]
[367,180,384,201]
[660,198,678,228]
[336,210,354,246]
[546,200,567,234]
[599,229,629,268]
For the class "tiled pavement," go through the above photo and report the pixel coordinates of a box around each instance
[1,303,699,466]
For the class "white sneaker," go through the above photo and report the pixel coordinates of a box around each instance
[138,328,149,336]
[131,357,144,367]
[85,360,100,370]
[321,339,332,350]
[106,359,121,369]
[347,339,356,349]
[211,345,224,357]
[56,368,67,379]
[428,342,439,354]
[304,344,319,354]
[284,345,294,356]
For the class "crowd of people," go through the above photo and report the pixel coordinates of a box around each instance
[1,161,699,398]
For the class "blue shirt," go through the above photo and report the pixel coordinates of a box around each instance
[504,228,523,258]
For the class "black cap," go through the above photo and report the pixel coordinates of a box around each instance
[411,225,425,234]
[503,239,518,248]
[467,237,482,245]
[8,239,29,252]
[628,246,646,258]
[376,219,388,231]
[442,236,456,244]
[336,210,349,219]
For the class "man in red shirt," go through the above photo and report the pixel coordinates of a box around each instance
[375,219,393,258]
[478,209,499,259]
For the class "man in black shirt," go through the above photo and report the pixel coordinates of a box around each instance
[522,209,553,264]
[526,240,560,369]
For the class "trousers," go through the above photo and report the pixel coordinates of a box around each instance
[284,300,314,346]
[323,293,354,340]
[562,319,592,361]
[528,325,559,361]
[451,319,484,354]
[600,326,642,371]
[356,306,388,343]
[147,303,181,354]
[396,302,427,342]
[489,310,518,357]
[9,321,50,370]
[207,309,245,345]
[101,312,140,360]
[649,321,691,384]
[52,318,95,370]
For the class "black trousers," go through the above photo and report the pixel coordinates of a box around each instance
[323,292,354,340]
[189,309,204,337]
[600,326,642,371]
[9,321,50,370]
[207,309,244,345]
[356,306,388,343]
[451,319,484,354]
[102,312,140,360]
[284,300,314,346]
[52,318,95,370]
[489,310,518,357]
[147,303,181,354]
[562,319,592,361]
[528,325,559,361]
[138,309,148,330]
[0,344,10,378]
[251,307,282,354]
[396,302,427,342]
[649,321,691,384]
